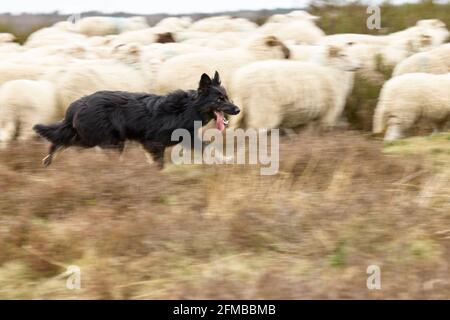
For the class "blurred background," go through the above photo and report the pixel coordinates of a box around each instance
[0,0,449,299]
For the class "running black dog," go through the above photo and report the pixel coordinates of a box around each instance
[33,71,240,168]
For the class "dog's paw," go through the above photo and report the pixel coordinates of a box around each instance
[42,155,52,167]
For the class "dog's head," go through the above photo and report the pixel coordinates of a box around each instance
[197,71,240,132]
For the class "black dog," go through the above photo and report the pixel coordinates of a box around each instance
[33,71,240,168]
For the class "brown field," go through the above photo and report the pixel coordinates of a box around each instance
[0,1,449,300]
[1,130,449,299]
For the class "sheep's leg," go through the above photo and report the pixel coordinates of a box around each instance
[0,121,16,149]
[321,101,346,128]
[18,127,36,141]
[247,106,282,130]
[431,126,440,135]
[432,119,449,135]
[384,124,404,141]
[384,112,418,141]
[18,117,40,141]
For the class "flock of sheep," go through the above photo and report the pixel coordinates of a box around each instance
[0,10,449,147]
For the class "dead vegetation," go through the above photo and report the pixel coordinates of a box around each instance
[0,130,449,299]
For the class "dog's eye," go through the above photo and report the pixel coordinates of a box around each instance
[217,97,224,102]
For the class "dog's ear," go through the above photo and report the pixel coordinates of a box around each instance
[212,71,221,85]
[198,73,212,93]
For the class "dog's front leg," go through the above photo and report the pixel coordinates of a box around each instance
[142,142,165,169]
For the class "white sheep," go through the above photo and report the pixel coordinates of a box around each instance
[19,43,97,60]
[156,35,290,93]
[111,42,212,87]
[266,10,319,23]
[320,34,387,46]
[154,17,192,33]
[140,42,211,62]
[388,19,449,49]
[288,44,325,61]
[334,43,407,83]
[412,19,449,46]
[0,80,58,146]
[260,10,323,45]
[75,16,148,36]
[24,26,87,48]
[173,30,210,42]
[0,42,23,59]
[373,73,450,141]
[326,39,431,83]
[44,60,153,117]
[188,16,257,33]
[322,19,448,53]
[3,44,100,69]
[393,44,450,76]
[0,62,49,86]
[174,30,247,49]
[259,19,325,44]
[179,31,248,49]
[229,45,360,129]
[0,33,16,43]
[109,27,175,46]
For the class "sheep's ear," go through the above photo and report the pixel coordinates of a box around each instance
[328,45,340,57]
[405,40,414,52]
[265,36,279,47]
[212,71,221,85]
[156,32,175,43]
[198,73,212,93]
[128,44,141,56]
[420,34,432,47]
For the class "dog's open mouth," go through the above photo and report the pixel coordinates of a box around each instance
[214,111,228,132]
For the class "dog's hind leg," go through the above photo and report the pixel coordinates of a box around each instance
[42,143,63,167]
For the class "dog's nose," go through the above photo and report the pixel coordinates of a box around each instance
[233,106,240,114]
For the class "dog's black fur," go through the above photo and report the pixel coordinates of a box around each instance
[33,71,239,168]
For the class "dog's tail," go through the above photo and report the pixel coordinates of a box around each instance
[33,121,75,145]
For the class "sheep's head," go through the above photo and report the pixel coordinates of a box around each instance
[267,10,319,23]
[416,19,446,30]
[64,45,88,58]
[247,35,290,60]
[413,21,449,46]
[0,33,16,43]
[196,71,240,132]
[325,45,361,72]
[420,33,433,48]
[266,14,288,24]
[265,36,290,59]
[287,10,320,21]
[112,43,141,64]
[405,31,435,53]
[126,16,149,30]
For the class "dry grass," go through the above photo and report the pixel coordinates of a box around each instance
[0,130,449,299]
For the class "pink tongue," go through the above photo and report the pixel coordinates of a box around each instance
[214,111,225,132]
